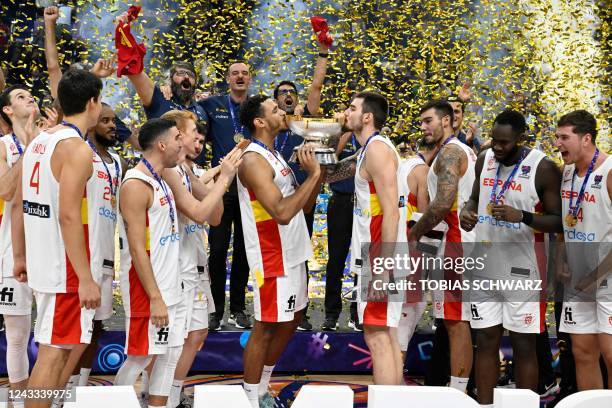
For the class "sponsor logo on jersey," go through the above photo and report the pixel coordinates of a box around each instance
[31,143,46,154]
[524,313,533,326]
[564,228,596,242]
[478,214,521,230]
[285,294,296,312]
[280,167,291,177]
[98,206,117,221]
[486,157,496,171]
[353,207,371,217]
[0,287,16,306]
[22,200,50,218]
[159,232,180,246]
[561,190,596,203]
[518,165,531,179]
[184,223,205,235]
[155,327,169,345]
[591,174,603,189]
[470,304,482,320]
[398,195,406,208]
[483,178,522,192]
[564,306,575,324]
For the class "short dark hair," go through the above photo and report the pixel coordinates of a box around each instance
[239,94,269,135]
[57,69,102,116]
[354,91,388,130]
[273,80,298,99]
[196,121,207,137]
[446,96,465,113]
[170,61,196,77]
[138,118,177,151]
[493,109,527,135]
[419,99,454,124]
[557,110,597,143]
[0,84,30,126]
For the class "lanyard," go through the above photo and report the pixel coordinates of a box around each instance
[357,131,380,163]
[490,149,528,204]
[61,121,83,139]
[11,133,24,156]
[569,148,600,218]
[252,138,298,187]
[141,157,176,231]
[417,152,426,163]
[87,140,120,199]
[227,95,245,137]
[179,164,191,193]
[274,131,290,155]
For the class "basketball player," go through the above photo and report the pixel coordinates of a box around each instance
[408,99,477,393]
[55,103,127,400]
[13,69,103,408]
[344,91,405,385]
[0,85,39,407]
[115,118,241,408]
[237,95,321,407]
[159,109,233,408]
[459,109,563,405]
[397,144,431,362]
[556,110,612,389]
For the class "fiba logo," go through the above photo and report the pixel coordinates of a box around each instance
[97,344,126,372]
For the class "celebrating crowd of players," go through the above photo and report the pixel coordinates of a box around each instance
[0,6,610,408]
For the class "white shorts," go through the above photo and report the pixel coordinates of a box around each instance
[124,302,186,356]
[94,274,113,321]
[470,300,545,333]
[184,281,211,335]
[0,277,33,315]
[252,263,307,323]
[559,300,612,335]
[34,291,95,346]
[397,302,426,351]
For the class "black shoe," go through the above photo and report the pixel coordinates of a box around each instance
[228,311,252,329]
[176,394,193,408]
[297,316,313,331]
[322,317,339,331]
[348,319,363,332]
[209,314,222,331]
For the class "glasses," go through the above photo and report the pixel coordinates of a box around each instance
[174,69,196,78]
[278,89,297,96]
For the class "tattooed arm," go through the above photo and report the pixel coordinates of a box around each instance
[324,154,358,183]
[408,144,465,241]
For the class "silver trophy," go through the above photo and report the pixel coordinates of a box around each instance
[287,116,342,166]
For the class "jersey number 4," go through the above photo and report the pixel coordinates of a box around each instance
[29,162,41,194]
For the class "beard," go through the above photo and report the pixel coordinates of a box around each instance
[171,79,195,105]
[94,132,117,148]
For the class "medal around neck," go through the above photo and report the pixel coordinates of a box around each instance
[286,115,341,166]
[234,132,244,143]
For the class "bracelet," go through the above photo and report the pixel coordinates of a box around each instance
[521,210,534,226]
[318,52,329,58]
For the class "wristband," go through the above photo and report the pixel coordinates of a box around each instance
[521,210,534,226]
[318,52,329,58]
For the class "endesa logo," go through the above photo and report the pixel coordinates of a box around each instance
[478,214,521,230]
[561,190,596,203]
[184,223,205,235]
[483,178,522,192]
[564,229,596,242]
[159,232,180,246]
[98,206,117,221]
[353,207,371,217]
[23,200,50,219]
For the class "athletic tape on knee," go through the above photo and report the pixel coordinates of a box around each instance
[4,315,31,383]
[149,346,182,397]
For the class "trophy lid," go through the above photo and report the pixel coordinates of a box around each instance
[286,115,343,138]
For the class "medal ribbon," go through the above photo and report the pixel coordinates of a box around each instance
[11,133,24,157]
[252,138,298,187]
[87,139,120,200]
[489,149,528,205]
[141,157,176,230]
[568,148,600,220]
[274,130,290,155]
[227,95,245,139]
[357,131,380,163]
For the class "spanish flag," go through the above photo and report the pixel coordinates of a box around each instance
[115,5,146,77]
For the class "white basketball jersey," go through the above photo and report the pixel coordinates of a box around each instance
[476,148,548,277]
[176,164,203,291]
[87,149,122,280]
[120,168,181,317]
[350,135,407,272]
[22,128,82,293]
[0,134,25,279]
[191,165,210,282]
[237,141,312,281]
[398,156,426,232]
[561,155,612,273]
[428,138,477,245]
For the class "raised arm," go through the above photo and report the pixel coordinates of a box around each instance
[305,38,330,115]
[43,6,62,100]
[127,72,156,108]
[120,178,168,327]
[0,111,38,201]
[56,139,99,309]
[238,145,321,225]
[409,144,465,241]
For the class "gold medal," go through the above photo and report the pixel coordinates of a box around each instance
[110,195,117,208]
[565,214,577,227]
[486,202,494,215]
[234,132,244,143]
